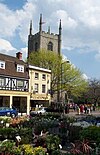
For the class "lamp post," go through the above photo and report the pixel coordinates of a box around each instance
[60,60,70,113]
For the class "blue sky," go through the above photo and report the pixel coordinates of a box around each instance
[0,0,100,79]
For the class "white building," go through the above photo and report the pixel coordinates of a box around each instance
[29,65,51,109]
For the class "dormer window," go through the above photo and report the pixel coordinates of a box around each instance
[17,64,24,73]
[0,61,5,69]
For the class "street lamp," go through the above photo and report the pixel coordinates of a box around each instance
[60,60,70,113]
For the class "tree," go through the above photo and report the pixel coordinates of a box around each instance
[28,49,88,100]
[28,49,62,97]
[80,79,100,105]
[60,62,88,99]
[88,79,100,106]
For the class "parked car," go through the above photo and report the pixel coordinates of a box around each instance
[0,107,18,117]
[30,107,47,116]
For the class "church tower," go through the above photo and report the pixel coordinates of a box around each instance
[28,14,62,58]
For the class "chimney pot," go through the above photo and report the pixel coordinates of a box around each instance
[16,52,22,60]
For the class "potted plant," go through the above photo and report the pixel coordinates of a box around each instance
[11,146,22,155]
[22,144,33,155]
[0,140,15,155]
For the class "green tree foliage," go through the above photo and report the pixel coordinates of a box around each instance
[28,49,62,94]
[60,61,88,98]
[28,49,88,98]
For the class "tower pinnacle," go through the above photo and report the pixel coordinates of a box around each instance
[59,19,62,35]
[39,14,42,32]
[29,20,32,35]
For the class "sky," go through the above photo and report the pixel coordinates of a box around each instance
[0,0,100,79]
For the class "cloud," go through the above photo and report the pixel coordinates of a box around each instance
[0,38,28,60]
[0,0,100,64]
[0,1,36,42]
[0,38,18,57]
[0,38,16,52]
[82,73,89,80]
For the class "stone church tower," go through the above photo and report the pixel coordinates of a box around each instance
[28,14,62,58]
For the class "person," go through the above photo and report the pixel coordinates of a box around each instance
[12,105,16,110]
[65,105,69,114]
[77,106,80,115]
[93,105,95,111]
[84,105,87,114]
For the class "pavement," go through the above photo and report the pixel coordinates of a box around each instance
[65,109,100,117]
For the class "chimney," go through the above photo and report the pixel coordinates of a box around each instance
[16,52,22,60]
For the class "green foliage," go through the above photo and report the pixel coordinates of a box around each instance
[0,140,15,154]
[33,146,46,155]
[0,127,32,144]
[12,146,22,155]
[79,126,100,144]
[46,134,60,151]
[19,128,32,144]
[28,49,62,93]
[0,128,17,140]
[61,62,88,97]
[28,49,88,98]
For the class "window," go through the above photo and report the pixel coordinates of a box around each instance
[17,80,24,88]
[0,78,5,86]
[34,83,38,93]
[17,64,24,73]
[42,84,46,93]
[48,42,53,51]
[35,73,39,79]
[35,42,38,51]
[0,61,5,69]
[42,74,46,80]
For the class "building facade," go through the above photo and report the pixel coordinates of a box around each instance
[29,65,51,108]
[28,14,62,58]
[0,52,30,115]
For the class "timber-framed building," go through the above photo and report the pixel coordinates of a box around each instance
[0,52,30,114]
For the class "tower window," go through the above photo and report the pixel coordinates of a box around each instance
[48,42,53,51]
[35,42,38,51]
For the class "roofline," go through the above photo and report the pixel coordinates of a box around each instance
[29,65,51,73]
